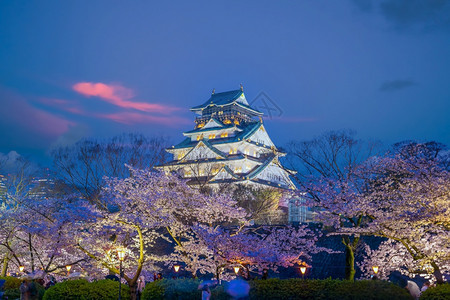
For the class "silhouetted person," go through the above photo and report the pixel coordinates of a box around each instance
[262,269,269,280]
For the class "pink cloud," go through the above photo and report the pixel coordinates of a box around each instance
[39,98,85,115]
[73,82,180,114]
[99,112,191,127]
[0,89,75,138]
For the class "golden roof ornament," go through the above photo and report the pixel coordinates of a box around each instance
[212,88,215,95]
[240,83,243,91]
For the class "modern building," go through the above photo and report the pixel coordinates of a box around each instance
[157,87,311,222]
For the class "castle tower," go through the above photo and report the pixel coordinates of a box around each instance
[157,88,297,192]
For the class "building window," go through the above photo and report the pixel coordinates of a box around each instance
[208,134,216,139]
[229,148,237,155]
[197,135,203,141]
[220,132,228,138]
[234,166,242,173]
[223,119,232,125]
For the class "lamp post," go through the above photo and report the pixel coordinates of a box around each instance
[19,265,25,273]
[300,266,307,280]
[66,265,72,277]
[117,249,126,300]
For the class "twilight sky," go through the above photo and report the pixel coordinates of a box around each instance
[1,0,449,165]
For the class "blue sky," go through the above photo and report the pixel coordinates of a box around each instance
[1,0,449,164]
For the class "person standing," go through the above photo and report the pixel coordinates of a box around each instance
[20,280,30,300]
[137,275,146,300]
[406,280,421,300]
[421,281,431,292]
[201,285,211,300]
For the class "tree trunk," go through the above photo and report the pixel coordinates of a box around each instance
[129,282,137,300]
[342,236,359,281]
[431,261,444,284]
[1,253,10,276]
[29,233,35,272]
[216,266,221,283]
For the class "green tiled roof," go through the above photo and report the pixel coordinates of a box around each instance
[191,90,243,110]
[247,154,276,179]
[171,122,262,150]
[190,89,263,115]
[183,125,235,135]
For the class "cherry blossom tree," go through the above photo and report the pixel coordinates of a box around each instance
[76,166,247,299]
[0,158,88,277]
[287,130,380,280]
[350,142,450,283]
[194,224,334,281]
[0,193,93,277]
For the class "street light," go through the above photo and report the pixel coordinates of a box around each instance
[117,248,126,300]
[19,265,25,273]
[233,266,240,275]
[174,265,180,273]
[66,265,72,276]
[372,266,379,275]
[300,266,307,279]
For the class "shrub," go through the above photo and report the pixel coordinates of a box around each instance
[142,278,411,300]
[142,279,203,300]
[43,279,130,300]
[420,283,450,300]
[141,279,231,300]
[3,288,20,299]
[0,276,22,289]
[0,277,44,300]
[249,279,412,300]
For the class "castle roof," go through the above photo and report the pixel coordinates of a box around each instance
[190,89,263,115]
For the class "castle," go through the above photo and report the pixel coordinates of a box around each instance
[157,87,309,223]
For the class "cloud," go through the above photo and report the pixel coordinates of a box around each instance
[50,124,91,149]
[39,98,84,115]
[350,0,450,31]
[98,112,191,126]
[380,79,417,92]
[0,87,75,139]
[73,82,180,114]
[380,0,450,28]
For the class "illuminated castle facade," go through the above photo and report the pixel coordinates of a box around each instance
[158,87,297,192]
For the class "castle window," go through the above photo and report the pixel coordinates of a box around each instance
[223,119,232,125]
[234,166,242,173]
[208,134,216,139]
[220,132,228,138]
